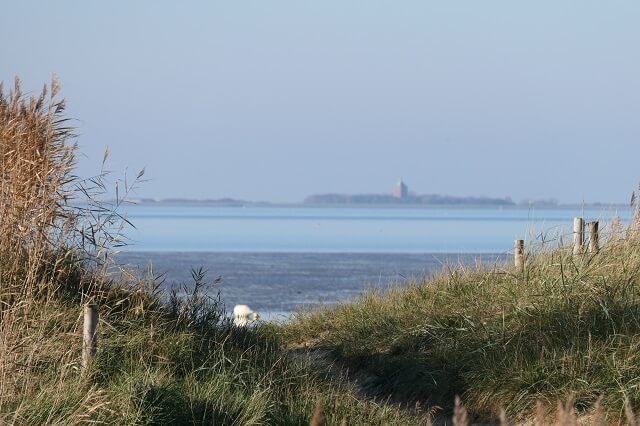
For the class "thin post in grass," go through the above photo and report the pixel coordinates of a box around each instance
[514,239,524,272]
[573,217,584,255]
[82,304,99,370]
[588,221,599,253]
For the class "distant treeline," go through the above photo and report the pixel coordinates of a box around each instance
[135,198,252,206]
[304,193,516,206]
[132,196,564,208]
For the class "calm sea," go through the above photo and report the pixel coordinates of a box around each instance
[116,204,629,319]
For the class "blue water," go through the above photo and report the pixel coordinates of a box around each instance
[118,252,506,321]
[115,204,631,318]
[120,205,629,253]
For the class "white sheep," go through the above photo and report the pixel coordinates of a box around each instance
[233,304,260,326]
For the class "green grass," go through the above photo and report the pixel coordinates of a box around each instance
[282,236,640,422]
[1,272,426,425]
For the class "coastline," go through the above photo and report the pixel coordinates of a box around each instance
[126,199,630,210]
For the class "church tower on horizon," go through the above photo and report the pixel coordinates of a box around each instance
[392,179,408,199]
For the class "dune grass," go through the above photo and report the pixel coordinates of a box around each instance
[0,77,426,425]
[6,76,640,424]
[283,229,640,423]
[2,274,425,425]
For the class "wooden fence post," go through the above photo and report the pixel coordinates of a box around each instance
[573,217,584,255]
[588,221,599,253]
[514,239,524,272]
[82,304,98,369]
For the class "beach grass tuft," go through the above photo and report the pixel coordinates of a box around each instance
[283,220,640,422]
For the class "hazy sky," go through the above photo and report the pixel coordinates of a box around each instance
[2,1,639,203]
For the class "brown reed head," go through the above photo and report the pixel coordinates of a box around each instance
[0,76,77,299]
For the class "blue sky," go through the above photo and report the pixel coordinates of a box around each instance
[2,1,639,203]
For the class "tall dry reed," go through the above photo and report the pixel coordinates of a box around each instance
[630,184,640,235]
[0,76,76,299]
[0,77,142,420]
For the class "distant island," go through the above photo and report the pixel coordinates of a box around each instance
[304,179,517,206]
[304,193,516,206]
[130,198,263,207]
[129,180,621,208]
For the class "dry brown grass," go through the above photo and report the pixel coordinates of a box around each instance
[629,184,640,236]
[446,395,636,426]
[0,77,146,422]
[0,76,101,421]
[0,76,75,297]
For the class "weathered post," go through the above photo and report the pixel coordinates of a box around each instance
[573,217,584,255]
[588,221,599,253]
[514,239,524,272]
[82,304,98,369]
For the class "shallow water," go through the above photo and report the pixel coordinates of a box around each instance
[115,204,630,318]
[120,205,628,253]
[117,251,506,321]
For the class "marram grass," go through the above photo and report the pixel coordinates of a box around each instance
[284,231,640,423]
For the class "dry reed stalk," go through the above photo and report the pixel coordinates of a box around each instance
[0,76,140,419]
[630,186,640,236]
[555,396,577,426]
[0,76,78,407]
[0,76,75,294]
[610,217,623,242]
[499,407,509,426]
[591,395,605,426]
[453,396,469,426]
[309,399,324,426]
[625,400,637,426]
[535,401,546,426]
